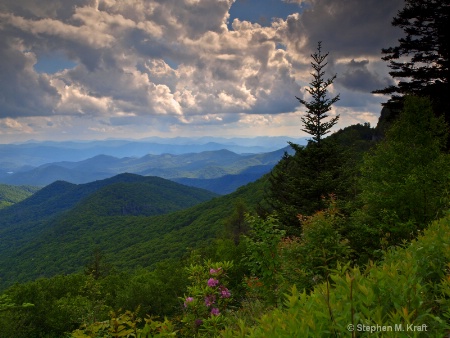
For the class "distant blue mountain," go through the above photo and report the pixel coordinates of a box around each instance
[0,136,307,167]
[0,146,295,194]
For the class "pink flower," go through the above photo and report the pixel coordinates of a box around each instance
[210,307,220,316]
[209,267,222,275]
[184,297,194,307]
[207,278,219,287]
[220,288,231,298]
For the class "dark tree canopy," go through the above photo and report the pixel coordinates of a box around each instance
[373,0,450,123]
[297,41,340,145]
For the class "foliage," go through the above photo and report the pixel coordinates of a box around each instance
[71,308,177,338]
[112,260,188,319]
[267,42,349,233]
[267,138,349,233]
[223,199,249,245]
[278,197,352,293]
[0,273,110,338]
[373,0,450,123]
[0,174,265,291]
[359,96,450,247]
[0,259,189,337]
[327,122,376,158]
[1,94,450,337]
[224,212,450,337]
[0,184,40,209]
[296,41,340,145]
[243,215,285,305]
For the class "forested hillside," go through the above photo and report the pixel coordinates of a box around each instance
[0,184,40,209]
[0,173,267,291]
[0,174,220,289]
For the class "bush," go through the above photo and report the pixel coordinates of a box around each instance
[224,212,450,337]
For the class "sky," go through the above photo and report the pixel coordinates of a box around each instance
[0,0,405,143]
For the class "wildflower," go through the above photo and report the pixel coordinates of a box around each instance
[209,267,222,275]
[184,297,194,307]
[204,295,216,307]
[207,278,219,287]
[210,307,220,316]
[220,287,231,298]
[195,319,203,327]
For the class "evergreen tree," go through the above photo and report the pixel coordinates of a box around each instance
[224,199,249,245]
[297,41,340,145]
[84,248,111,280]
[267,42,346,234]
[373,0,450,124]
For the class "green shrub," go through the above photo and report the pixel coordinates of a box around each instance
[181,260,234,337]
[224,212,450,337]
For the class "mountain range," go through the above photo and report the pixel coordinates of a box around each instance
[0,172,262,290]
[0,123,376,291]
[0,136,307,168]
[0,147,294,194]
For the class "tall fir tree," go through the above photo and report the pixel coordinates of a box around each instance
[268,42,346,235]
[297,41,340,145]
[373,0,450,124]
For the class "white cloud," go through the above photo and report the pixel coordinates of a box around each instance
[0,0,403,141]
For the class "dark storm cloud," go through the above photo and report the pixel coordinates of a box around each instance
[298,0,404,57]
[0,32,60,118]
[0,0,92,20]
[336,59,395,93]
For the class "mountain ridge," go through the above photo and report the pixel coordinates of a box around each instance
[0,147,293,193]
[0,172,260,290]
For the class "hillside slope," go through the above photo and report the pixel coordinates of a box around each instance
[0,184,40,209]
[0,174,266,290]
[0,174,216,286]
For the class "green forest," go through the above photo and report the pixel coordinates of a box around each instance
[1,1,449,337]
[0,184,40,209]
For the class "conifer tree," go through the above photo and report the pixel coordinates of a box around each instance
[373,0,450,123]
[267,42,346,234]
[297,41,340,145]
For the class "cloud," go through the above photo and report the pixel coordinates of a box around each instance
[297,0,404,57]
[0,33,60,118]
[0,0,404,141]
[335,59,395,93]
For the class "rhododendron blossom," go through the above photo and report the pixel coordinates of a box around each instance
[207,278,219,287]
[209,267,222,275]
[184,297,194,307]
[220,288,231,298]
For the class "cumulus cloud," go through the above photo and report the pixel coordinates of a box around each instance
[0,0,404,141]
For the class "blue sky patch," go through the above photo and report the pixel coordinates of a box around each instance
[228,0,305,28]
[34,52,77,74]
